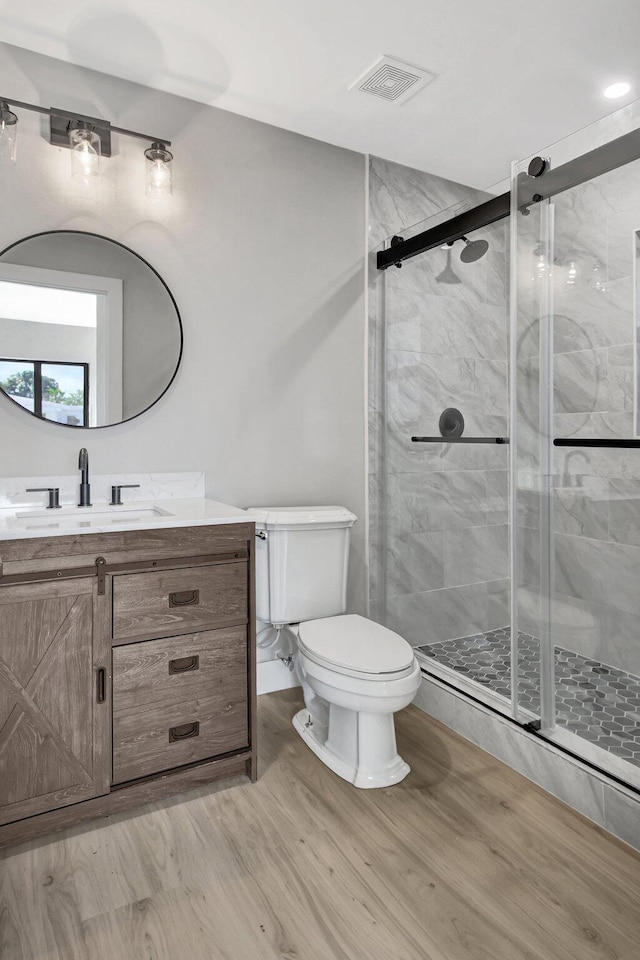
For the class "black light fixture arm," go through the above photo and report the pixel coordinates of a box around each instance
[0,96,171,150]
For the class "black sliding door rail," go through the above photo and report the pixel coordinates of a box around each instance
[518,126,640,212]
[377,124,640,270]
[554,439,640,448]
[376,193,509,270]
[411,436,509,444]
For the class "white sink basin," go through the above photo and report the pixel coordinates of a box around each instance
[0,497,249,540]
[14,505,174,531]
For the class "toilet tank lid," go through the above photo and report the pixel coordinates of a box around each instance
[246,506,357,529]
[298,614,415,674]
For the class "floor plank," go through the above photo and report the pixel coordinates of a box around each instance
[2,689,640,960]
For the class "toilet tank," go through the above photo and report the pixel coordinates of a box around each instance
[246,506,357,625]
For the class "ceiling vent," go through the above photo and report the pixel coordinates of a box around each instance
[349,56,435,105]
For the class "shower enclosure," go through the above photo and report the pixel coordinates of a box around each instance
[370,101,640,793]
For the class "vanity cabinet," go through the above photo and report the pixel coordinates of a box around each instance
[0,521,256,848]
[0,578,109,826]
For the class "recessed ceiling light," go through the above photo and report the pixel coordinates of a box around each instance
[604,81,631,99]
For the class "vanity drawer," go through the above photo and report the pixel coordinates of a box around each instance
[112,561,248,642]
[112,626,248,713]
[112,692,249,784]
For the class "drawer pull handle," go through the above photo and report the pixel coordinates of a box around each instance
[169,721,200,743]
[169,589,200,608]
[96,667,106,704]
[169,655,200,675]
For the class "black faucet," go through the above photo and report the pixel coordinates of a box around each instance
[78,448,92,506]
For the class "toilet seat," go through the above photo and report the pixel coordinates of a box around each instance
[298,614,416,681]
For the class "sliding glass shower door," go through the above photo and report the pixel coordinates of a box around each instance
[511,102,640,787]
[372,200,513,711]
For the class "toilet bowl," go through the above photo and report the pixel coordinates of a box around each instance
[246,506,421,788]
[293,614,421,788]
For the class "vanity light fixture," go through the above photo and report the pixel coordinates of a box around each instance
[144,141,173,199]
[0,96,172,195]
[0,100,18,163]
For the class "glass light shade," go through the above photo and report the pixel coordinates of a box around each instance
[69,126,101,185]
[145,142,173,199]
[0,103,18,163]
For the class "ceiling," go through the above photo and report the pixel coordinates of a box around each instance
[1,0,639,189]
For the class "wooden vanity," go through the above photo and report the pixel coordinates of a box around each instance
[0,519,256,848]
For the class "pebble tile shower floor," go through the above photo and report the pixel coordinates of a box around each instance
[417,628,640,767]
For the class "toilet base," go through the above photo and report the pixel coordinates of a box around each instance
[293,707,411,789]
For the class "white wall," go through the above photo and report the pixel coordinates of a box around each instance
[0,316,95,368]
[0,43,368,611]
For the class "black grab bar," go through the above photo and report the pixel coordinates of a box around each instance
[554,439,640,448]
[411,437,509,444]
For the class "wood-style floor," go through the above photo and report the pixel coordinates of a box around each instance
[2,689,640,960]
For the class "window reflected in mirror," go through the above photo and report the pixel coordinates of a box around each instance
[0,358,89,426]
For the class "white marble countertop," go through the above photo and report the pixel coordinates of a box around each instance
[0,497,251,541]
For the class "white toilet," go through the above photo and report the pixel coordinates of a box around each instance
[246,506,421,788]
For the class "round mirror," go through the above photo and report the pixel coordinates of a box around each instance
[0,231,182,428]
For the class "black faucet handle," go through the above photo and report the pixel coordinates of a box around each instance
[26,487,61,509]
[110,484,140,506]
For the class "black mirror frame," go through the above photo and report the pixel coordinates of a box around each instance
[0,229,183,430]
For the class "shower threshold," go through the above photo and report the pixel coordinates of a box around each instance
[417,627,640,770]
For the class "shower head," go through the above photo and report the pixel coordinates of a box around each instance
[459,236,489,263]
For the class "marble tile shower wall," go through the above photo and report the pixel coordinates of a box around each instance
[368,157,510,644]
[518,158,640,676]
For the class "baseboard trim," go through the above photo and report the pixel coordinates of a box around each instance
[414,672,640,854]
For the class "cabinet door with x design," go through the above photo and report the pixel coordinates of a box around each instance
[0,578,110,826]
